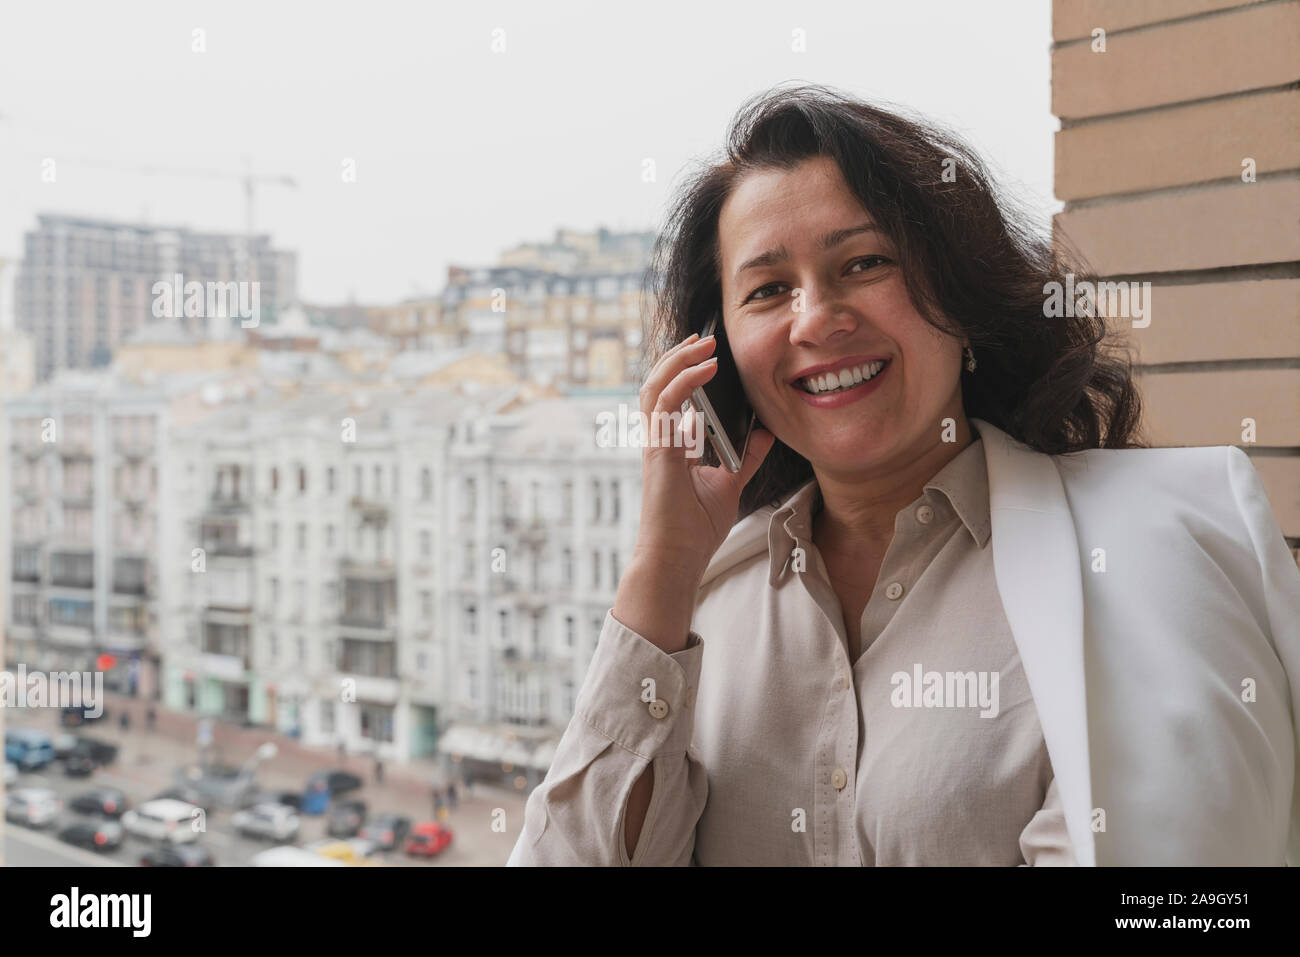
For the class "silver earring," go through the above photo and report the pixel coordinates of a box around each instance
[963,345,977,373]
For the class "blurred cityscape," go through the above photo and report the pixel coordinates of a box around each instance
[1,215,656,866]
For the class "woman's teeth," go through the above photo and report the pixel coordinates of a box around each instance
[800,359,887,395]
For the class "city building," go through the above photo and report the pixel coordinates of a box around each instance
[15,213,297,381]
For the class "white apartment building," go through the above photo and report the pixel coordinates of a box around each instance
[3,368,246,697]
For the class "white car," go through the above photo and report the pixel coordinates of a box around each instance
[231,802,300,842]
[122,798,202,844]
[3,761,17,787]
[250,845,345,867]
[5,787,61,827]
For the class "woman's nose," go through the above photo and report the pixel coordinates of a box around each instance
[788,287,859,345]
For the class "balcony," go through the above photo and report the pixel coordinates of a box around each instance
[198,652,250,682]
[334,672,399,705]
[206,494,250,515]
[340,558,396,581]
[350,496,389,522]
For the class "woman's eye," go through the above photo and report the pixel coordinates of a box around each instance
[743,257,887,303]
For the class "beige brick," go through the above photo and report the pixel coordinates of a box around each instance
[1250,455,1300,537]
[1054,0,1264,42]
[1137,369,1300,446]
[1103,279,1300,364]
[1053,179,1300,275]
[1052,1,1300,120]
[1056,89,1300,201]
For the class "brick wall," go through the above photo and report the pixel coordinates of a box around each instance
[1051,0,1300,565]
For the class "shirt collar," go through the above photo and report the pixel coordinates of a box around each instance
[766,436,991,587]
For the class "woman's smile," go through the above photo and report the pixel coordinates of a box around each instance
[791,356,892,409]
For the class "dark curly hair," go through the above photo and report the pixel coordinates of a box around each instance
[640,83,1145,519]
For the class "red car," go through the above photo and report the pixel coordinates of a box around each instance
[404,821,453,858]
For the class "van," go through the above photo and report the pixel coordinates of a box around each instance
[5,729,57,771]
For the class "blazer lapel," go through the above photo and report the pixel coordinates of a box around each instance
[971,418,1097,866]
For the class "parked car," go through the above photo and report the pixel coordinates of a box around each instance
[53,733,80,760]
[327,799,367,838]
[122,799,202,844]
[68,787,130,819]
[149,786,213,816]
[238,789,302,812]
[2,761,16,787]
[5,787,61,828]
[140,844,216,867]
[305,838,383,866]
[404,821,454,858]
[5,729,56,771]
[61,704,108,727]
[58,818,124,852]
[231,802,300,842]
[359,814,411,852]
[251,845,345,867]
[60,735,118,775]
[173,763,257,810]
[301,770,363,815]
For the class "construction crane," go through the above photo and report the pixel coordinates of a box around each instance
[62,154,297,238]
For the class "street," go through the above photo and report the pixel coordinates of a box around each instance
[4,700,528,867]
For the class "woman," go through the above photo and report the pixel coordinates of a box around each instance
[508,85,1300,866]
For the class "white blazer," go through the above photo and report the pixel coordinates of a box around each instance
[725,417,1299,865]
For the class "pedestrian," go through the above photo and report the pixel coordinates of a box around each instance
[447,781,457,809]
[118,710,130,734]
[337,739,346,763]
[146,705,156,733]
[433,787,444,818]
[375,757,384,784]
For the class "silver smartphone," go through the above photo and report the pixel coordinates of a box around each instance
[688,313,756,473]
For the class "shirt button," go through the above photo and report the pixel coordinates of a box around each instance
[831,768,847,790]
[648,699,669,719]
[842,671,851,690]
[885,581,904,600]
[915,504,934,524]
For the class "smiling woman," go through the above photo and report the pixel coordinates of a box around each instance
[507,84,1300,867]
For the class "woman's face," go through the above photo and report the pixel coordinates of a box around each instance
[716,155,966,481]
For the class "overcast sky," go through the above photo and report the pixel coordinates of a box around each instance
[0,0,1058,305]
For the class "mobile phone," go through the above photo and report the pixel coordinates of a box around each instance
[688,312,756,472]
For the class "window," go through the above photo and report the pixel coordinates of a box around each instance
[565,615,575,648]
[562,480,573,522]
[591,479,601,522]
[591,550,600,588]
[269,523,279,549]
[419,530,431,559]
[466,604,477,636]
[373,465,383,497]
[610,480,620,522]
[326,525,335,549]
[270,578,280,607]
[296,523,307,552]
[499,608,508,640]
[327,467,336,493]
[354,465,362,495]
[562,548,573,587]
[611,551,620,587]
[298,466,307,493]
[420,590,433,620]
[420,468,432,501]
[271,467,279,492]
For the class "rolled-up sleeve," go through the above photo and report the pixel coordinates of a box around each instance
[1017,777,1077,866]
[506,609,707,865]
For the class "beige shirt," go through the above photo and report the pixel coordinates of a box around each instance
[509,434,1077,866]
